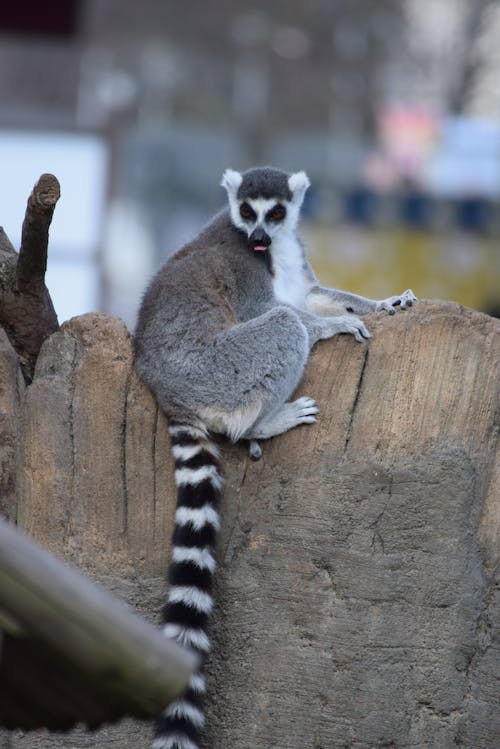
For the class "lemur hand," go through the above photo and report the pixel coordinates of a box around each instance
[320,315,371,343]
[375,289,417,315]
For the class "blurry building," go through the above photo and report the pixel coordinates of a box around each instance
[0,0,498,325]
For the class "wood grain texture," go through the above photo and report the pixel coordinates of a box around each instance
[0,328,24,520]
[2,301,499,748]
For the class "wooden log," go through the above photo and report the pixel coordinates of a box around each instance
[0,517,198,730]
[16,173,60,290]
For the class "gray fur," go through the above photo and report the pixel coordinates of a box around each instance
[237,166,292,201]
[135,166,416,749]
[134,167,416,448]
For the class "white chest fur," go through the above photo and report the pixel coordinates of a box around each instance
[270,233,310,309]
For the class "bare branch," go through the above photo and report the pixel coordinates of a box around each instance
[0,175,60,381]
[17,173,61,290]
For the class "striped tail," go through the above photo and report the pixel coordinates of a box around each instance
[153,420,223,749]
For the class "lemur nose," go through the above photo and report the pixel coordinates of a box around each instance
[249,226,271,250]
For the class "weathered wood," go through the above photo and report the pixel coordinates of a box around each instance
[0,517,198,730]
[17,313,172,573]
[0,227,17,257]
[2,301,499,748]
[0,328,23,520]
[205,301,499,749]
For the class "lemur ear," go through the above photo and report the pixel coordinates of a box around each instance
[221,169,243,196]
[288,171,310,205]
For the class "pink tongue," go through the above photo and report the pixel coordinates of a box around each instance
[254,245,268,252]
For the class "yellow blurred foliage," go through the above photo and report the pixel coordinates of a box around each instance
[305,223,500,314]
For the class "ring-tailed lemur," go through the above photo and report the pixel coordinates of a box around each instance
[134,166,416,749]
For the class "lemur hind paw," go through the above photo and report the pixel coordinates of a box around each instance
[292,396,319,423]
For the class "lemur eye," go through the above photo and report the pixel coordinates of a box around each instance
[267,204,286,222]
[240,202,256,221]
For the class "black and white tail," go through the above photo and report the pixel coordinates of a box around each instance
[153,420,223,749]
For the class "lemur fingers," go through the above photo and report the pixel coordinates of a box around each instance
[376,289,417,314]
[318,314,371,342]
[351,321,371,342]
[294,396,319,422]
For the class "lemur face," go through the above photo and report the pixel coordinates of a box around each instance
[236,197,288,251]
[221,167,310,253]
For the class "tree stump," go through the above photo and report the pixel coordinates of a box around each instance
[1,300,499,748]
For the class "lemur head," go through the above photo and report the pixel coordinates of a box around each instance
[221,166,310,253]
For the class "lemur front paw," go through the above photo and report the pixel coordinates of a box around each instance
[376,289,417,315]
[328,315,371,342]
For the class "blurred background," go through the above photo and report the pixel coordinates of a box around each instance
[1,0,499,327]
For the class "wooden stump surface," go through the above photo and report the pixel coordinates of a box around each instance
[1,301,498,748]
